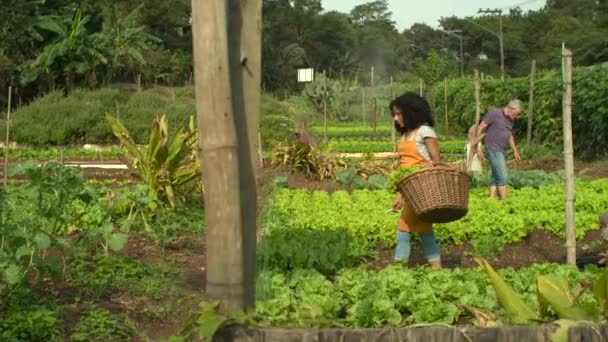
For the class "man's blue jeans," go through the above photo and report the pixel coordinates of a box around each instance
[486,149,508,186]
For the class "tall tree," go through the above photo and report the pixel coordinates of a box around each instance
[350,0,399,83]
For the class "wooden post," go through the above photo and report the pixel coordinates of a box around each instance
[390,76,396,153]
[371,66,377,133]
[467,70,484,172]
[562,48,576,266]
[137,74,142,92]
[192,0,261,310]
[257,132,264,167]
[3,86,11,187]
[444,78,449,137]
[362,87,366,123]
[526,60,536,144]
[419,78,423,96]
[322,71,327,142]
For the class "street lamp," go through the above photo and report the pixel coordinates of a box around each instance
[465,11,504,80]
[443,29,464,77]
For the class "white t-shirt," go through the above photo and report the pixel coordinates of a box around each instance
[403,125,437,161]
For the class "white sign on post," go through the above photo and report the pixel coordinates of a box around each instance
[297,68,314,83]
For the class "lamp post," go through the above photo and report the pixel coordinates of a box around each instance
[465,10,504,80]
[444,29,464,77]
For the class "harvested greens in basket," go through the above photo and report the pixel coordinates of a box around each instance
[387,165,425,193]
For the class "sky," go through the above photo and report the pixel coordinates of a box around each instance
[322,0,546,30]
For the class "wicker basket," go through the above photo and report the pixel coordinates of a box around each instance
[397,167,471,223]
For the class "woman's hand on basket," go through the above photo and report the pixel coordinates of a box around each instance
[391,193,404,213]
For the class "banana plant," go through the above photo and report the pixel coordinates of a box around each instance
[106,114,200,208]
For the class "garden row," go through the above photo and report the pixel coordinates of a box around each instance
[261,179,608,249]
[327,139,467,154]
[254,263,604,328]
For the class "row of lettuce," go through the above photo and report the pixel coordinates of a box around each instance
[255,263,605,328]
[253,176,608,329]
[262,178,608,248]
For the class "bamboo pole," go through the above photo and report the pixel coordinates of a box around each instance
[4,86,11,187]
[390,76,396,153]
[192,0,261,310]
[257,132,264,167]
[371,66,377,133]
[467,70,484,172]
[444,78,449,137]
[362,87,366,123]
[526,60,536,144]
[322,70,327,142]
[562,48,576,266]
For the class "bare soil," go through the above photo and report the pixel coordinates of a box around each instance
[370,229,605,270]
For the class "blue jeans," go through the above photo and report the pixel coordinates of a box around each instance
[395,228,441,263]
[486,149,508,186]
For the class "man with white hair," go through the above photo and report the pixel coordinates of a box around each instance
[476,99,524,200]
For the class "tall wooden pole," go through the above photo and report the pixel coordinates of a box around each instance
[192,0,261,310]
[390,76,396,153]
[526,60,536,144]
[371,66,377,133]
[467,69,483,172]
[444,78,449,137]
[562,48,576,266]
[4,86,12,187]
[322,70,327,142]
[362,87,366,123]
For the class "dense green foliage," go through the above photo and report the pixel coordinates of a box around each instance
[263,178,608,246]
[4,88,195,145]
[255,263,604,327]
[2,0,607,110]
[429,66,608,159]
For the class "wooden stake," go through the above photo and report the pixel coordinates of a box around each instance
[419,78,423,96]
[444,78,449,137]
[467,70,484,172]
[3,86,11,187]
[390,76,396,153]
[562,48,576,266]
[526,60,536,143]
[257,132,264,167]
[322,71,327,142]
[371,66,377,133]
[192,0,261,310]
[362,87,366,123]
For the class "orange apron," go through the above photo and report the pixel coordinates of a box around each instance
[397,130,432,233]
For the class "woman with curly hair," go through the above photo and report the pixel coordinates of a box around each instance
[389,92,442,268]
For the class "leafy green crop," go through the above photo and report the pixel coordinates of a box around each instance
[257,228,375,275]
[255,263,605,328]
[71,308,133,342]
[263,179,608,246]
[386,165,425,193]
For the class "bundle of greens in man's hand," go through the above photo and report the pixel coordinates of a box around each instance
[387,165,425,193]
